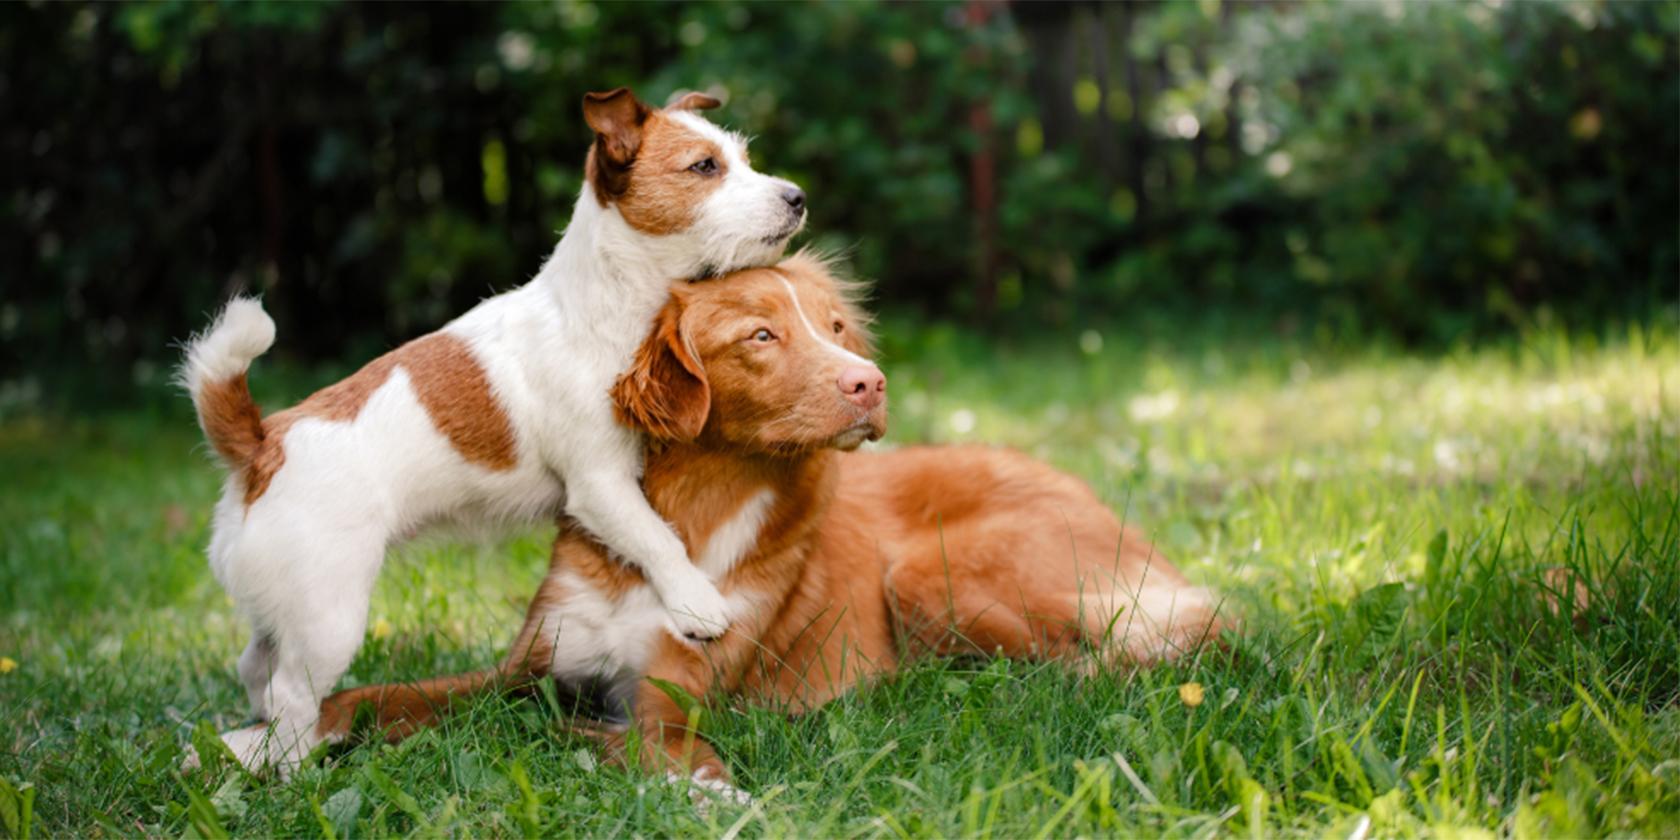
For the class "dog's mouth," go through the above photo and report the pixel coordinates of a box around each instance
[830,425,873,451]
[830,416,885,451]
[761,215,806,245]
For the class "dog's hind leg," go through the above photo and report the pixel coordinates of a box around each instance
[882,528,1088,662]
[311,555,588,749]
[237,632,278,720]
[314,610,563,747]
[222,527,385,775]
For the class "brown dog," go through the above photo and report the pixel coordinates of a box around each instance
[316,255,1226,796]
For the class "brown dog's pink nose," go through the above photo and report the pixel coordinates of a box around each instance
[839,365,886,409]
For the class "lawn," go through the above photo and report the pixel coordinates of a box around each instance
[2,318,1677,837]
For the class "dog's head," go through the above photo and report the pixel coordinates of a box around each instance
[612,252,887,454]
[583,88,806,278]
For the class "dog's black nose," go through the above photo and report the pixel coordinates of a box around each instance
[782,186,806,212]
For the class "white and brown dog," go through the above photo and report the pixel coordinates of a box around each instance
[179,88,806,772]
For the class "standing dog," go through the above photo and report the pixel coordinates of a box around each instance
[180,88,806,772]
[315,256,1227,797]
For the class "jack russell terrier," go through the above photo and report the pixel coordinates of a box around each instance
[179,88,806,773]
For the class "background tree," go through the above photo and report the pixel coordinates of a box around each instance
[4,1,1674,405]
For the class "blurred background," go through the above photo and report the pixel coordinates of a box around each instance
[3,0,1675,409]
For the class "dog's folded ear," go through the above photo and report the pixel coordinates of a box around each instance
[665,91,722,112]
[611,300,711,442]
[583,88,652,200]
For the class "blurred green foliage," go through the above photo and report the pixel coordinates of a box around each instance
[3,1,1675,402]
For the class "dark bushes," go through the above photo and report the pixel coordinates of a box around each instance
[4,1,1673,391]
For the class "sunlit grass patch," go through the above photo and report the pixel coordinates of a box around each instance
[1,322,1675,836]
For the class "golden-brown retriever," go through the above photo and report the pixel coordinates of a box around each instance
[315,255,1226,795]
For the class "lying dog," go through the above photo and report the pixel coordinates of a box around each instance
[316,256,1226,795]
[180,88,806,772]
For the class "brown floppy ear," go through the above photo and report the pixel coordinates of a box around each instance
[611,301,710,442]
[665,91,722,112]
[583,88,652,200]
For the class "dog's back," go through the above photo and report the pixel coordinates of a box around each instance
[740,445,1224,708]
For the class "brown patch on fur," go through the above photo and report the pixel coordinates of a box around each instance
[581,87,730,233]
[613,112,726,236]
[402,334,520,471]
[243,334,517,506]
[197,373,266,466]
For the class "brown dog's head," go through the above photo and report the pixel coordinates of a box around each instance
[582,88,807,277]
[612,252,887,454]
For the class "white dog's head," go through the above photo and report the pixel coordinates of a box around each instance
[583,88,806,278]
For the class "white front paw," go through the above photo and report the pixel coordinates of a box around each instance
[660,573,731,640]
[668,770,752,813]
[691,772,752,806]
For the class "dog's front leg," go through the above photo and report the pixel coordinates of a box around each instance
[565,458,731,640]
[621,627,761,791]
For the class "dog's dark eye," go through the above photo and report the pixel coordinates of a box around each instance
[689,157,718,176]
[751,328,775,343]
[832,321,844,335]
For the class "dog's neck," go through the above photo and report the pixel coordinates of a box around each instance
[533,185,702,363]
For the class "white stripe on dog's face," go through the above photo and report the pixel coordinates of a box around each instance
[778,277,870,365]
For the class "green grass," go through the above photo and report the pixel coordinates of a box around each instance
[3,319,1677,837]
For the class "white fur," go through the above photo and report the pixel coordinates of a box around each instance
[697,489,776,578]
[670,770,754,809]
[180,297,275,396]
[182,113,802,774]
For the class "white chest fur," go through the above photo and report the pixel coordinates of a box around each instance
[535,488,777,701]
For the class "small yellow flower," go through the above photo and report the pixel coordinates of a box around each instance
[371,619,393,641]
[0,656,17,674]
[1178,681,1205,708]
